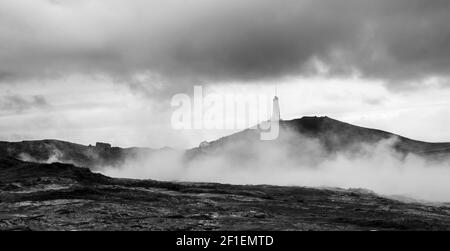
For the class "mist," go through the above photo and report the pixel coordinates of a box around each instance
[98,127,450,203]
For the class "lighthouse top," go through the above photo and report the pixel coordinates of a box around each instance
[272,95,280,121]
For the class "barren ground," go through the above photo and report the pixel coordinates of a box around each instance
[1,157,450,231]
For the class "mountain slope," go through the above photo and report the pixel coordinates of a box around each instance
[286,116,450,154]
[0,140,156,169]
[186,116,450,161]
[1,116,449,169]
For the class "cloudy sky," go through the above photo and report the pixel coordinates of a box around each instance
[0,0,449,148]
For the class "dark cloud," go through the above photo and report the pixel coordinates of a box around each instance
[0,95,49,113]
[0,0,449,94]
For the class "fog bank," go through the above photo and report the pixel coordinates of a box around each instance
[100,131,450,202]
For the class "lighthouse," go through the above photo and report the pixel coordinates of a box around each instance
[272,95,280,122]
[260,92,281,140]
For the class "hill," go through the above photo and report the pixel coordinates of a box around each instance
[186,116,450,162]
[1,116,449,170]
[0,140,156,169]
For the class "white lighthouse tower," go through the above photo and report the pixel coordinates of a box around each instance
[260,89,281,141]
[272,95,280,122]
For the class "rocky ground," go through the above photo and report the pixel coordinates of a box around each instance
[1,157,450,231]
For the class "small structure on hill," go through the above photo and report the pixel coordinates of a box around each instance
[199,141,210,148]
[95,142,111,150]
